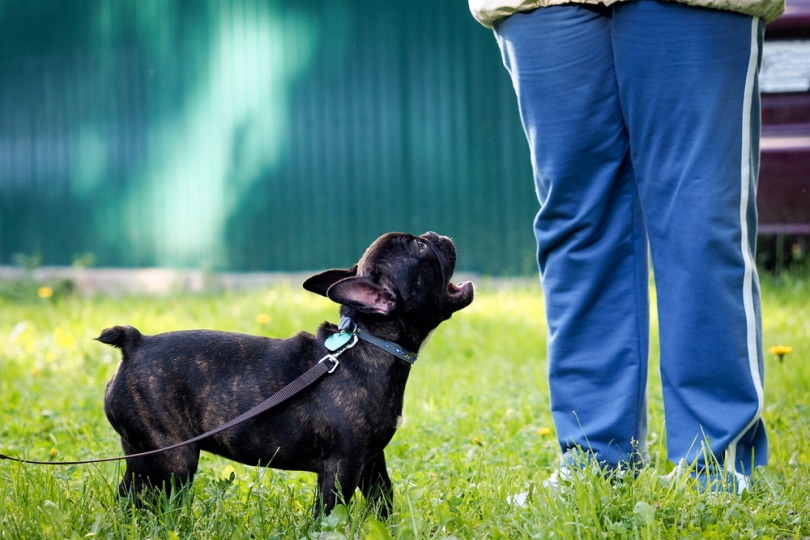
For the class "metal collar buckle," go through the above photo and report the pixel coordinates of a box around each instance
[319,354,340,374]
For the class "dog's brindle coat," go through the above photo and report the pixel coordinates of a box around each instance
[99,232,474,517]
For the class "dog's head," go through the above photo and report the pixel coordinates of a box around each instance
[303,232,474,324]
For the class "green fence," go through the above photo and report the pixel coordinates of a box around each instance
[0,1,540,275]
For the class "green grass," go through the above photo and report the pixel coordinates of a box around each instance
[1,273,808,539]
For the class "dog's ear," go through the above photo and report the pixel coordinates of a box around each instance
[324,277,397,315]
[302,266,358,297]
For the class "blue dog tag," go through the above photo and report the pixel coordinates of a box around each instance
[325,331,353,352]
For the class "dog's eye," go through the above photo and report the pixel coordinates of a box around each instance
[415,240,427,253]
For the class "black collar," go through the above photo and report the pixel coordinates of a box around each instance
[325,316,418,365]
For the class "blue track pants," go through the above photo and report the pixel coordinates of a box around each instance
[495,0,767,474]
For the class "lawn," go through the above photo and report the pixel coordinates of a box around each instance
[0,271,808,539]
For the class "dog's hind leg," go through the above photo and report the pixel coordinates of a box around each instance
[117,439,200,505]
[359,452,393,519]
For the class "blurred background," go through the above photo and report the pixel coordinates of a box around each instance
[1,1,807,277]
[0,0,537,276]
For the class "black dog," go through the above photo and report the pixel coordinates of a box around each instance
[99,231,474,517]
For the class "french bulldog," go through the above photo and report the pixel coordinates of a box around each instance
[99,231,474,517]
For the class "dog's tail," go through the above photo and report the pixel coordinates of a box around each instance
[96,325,142,351]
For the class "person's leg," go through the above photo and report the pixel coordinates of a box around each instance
[613,0,767,477]
[495,6,649,469]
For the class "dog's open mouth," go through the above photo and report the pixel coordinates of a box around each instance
[446,279,474,309]
[448,281,467,294]
[419,231,474,308]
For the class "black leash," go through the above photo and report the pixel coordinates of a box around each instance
[0,317,414,467]
[0,354,341,466]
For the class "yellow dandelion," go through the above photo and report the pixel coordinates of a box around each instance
[49,447,58,457]
[30,367,40,376]
[38,286,54,299]
[769,345,793,362]
[219,464,236,481]
[472,437,484,446]
[256,313,272,325]
[536,427,552,436]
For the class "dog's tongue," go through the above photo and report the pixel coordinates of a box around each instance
[448,281,471,294]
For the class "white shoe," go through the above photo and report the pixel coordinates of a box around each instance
[507,491,530,507]
[731,471,750,495]
[664,460,750,495]
[542,467,573,490]
[507,467,573,507]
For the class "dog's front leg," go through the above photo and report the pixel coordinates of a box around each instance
[359,452,393,519]
[314,459,362,518]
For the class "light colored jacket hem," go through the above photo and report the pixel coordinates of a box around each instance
[469,0,785,28]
